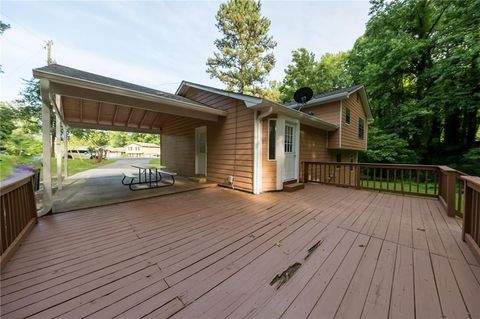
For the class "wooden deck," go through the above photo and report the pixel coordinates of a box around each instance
[1,184,480,319]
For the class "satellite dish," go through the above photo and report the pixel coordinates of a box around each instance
[294,87,313,110]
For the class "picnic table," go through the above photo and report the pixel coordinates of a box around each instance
[122,164,177,191]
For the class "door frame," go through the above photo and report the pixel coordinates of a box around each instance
[195,126,207,176]
[275,116,300,190]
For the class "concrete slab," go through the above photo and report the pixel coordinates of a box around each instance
[52,158,216,213]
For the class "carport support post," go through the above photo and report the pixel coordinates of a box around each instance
[41,99,52,215]
[63,124,68,178]
[55,112,62,190]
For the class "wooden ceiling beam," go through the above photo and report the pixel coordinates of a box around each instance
[68,121,161,134]
[125,108,133,127]
[96,102,102,124]
[150,113,160,129]
[50,83,221,122]
[138,110,147,128]
[112,105,118,125]
[79,99,83,122]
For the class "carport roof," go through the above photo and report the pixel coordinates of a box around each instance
[33,64,208,107]
[33,65,227,134]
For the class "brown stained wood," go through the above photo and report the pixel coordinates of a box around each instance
[413,249,443,318]
[389,245,414,319]
[431,254,469,318]
[96,102,102,124]
[138,110,147,128]
[1,185,478,319]
[112,104,118,125]
[125,108,133,127]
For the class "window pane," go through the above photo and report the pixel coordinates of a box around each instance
[345,108,351,124]
[358,118,364,139]
[268,120,276,160]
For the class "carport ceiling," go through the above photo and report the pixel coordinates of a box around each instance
[33,64,227,134]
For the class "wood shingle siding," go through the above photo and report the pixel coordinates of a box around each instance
[341,92,368,150]
[161,88,255,192]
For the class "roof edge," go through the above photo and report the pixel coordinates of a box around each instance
[176,81,262,107]
[33,69,227,117]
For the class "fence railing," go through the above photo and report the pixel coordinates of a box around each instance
[303,162,466,215]
[462,176,480,264]
[0,172,38,268]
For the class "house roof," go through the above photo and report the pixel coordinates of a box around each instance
[285,84,373,120]
[34,64,202,106]
[176,81,262,107]
[129,142,160,148]
[176,81,338,131]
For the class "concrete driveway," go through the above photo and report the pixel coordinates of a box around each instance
[52,157,215,213]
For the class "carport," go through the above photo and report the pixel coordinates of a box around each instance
[33,64,226,215]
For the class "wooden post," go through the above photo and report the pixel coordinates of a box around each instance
[55,112,62,190]
[41,100,52,215]
[63,124,68,178]
[439,166,457,217]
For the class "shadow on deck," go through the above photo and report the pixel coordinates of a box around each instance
[1,184,480,318]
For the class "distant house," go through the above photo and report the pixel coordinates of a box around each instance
[125,142,160,158]
[106,147,126,158]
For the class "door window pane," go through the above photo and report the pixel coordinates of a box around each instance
[284,125,293,153]
[268,120,276,160]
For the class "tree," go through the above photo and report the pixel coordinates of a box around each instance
[279,49,352,102]
[0,103,17,142]
[88,131,109,162]
[206,0,277,94]
[0,20,10,73]
[348,0,479,166]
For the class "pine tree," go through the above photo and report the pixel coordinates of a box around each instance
[206,0,277,94]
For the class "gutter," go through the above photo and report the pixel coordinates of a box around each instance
[33,70,227,117]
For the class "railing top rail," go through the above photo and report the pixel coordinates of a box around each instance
[0,172,35,196]
[303,161,440,169]
[461,176,480,192]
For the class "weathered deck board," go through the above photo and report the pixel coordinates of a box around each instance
[1,184,478,319]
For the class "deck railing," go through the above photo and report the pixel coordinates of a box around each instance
[302,162,466,215]
[462,176,480,264]
[0,172,38,268]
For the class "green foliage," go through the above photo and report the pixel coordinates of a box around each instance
[0,103,17,142]
[109,132,130,147]
[130,133,160,144]
[279,49,352,102]
[360,126,418,163]
[4,130,42,157]
[206,0,277,93]
[16,78,44,135]
[348,0,480,164]
[450,148,480,176]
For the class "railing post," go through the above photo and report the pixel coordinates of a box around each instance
[439,166,457,217]
[303,162,308,183]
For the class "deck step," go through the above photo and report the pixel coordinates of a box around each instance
[283,182,305,192]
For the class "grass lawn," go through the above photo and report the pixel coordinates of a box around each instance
[0,156,115,181]
[149,158,161,165]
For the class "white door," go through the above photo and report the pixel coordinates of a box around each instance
[195,126,207,176]
[284,123,296,180]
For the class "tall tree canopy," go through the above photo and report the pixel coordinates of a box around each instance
[279,49,352,102]
[348,0,480,166]
[0,20,10,73]
[206,0,277,94]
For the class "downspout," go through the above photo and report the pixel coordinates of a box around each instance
[253,106,273,194]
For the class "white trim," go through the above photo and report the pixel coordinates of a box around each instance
[339,100,343,148]
[267,119,277,161]
[276,115,286,190]
[195,126,207,176]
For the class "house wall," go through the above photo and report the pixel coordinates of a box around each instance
[340,92,368,150]
[301,101,341,148]
[262,116,277,191]
[161,88,254,192]
[298,124,330,182]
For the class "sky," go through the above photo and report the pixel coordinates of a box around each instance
[0,0,370,102]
